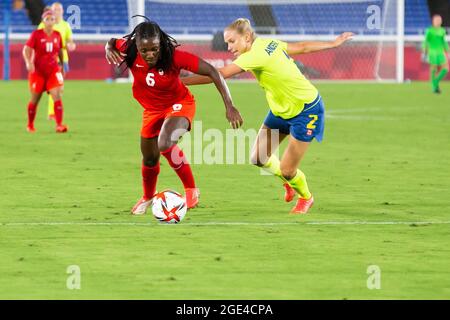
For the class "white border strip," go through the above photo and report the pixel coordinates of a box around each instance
[2,33,447,42]
[1,221,449,227]
[147,0,377,4]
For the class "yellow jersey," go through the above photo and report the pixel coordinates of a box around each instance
[233,37,318,119]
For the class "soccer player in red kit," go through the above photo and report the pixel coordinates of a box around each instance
[22,9,68,133]
[105,18,243,213]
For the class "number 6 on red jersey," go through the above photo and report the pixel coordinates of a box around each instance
[146,73,155,87]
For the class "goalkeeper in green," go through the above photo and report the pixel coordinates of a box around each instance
[422,14,449,94]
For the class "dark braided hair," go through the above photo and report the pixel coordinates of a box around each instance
[120,16,179,71]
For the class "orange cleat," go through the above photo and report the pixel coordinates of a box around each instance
[131,196,153,215]
[290,195,314,214]
[185,188,200,209]
[27,125,36,133]
[48,114,56,121]
[283,183,296,202]
[56,124,68,133]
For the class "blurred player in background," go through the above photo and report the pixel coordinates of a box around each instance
[183,18,352,214]
[23,9,68,133]
[38,2,76,119]
[105,18,243,214]
[422,14,449,94]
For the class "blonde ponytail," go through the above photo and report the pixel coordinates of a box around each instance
[226,18,256,40]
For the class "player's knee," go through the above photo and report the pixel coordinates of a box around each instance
[143,156,159,167]
[157,136,174,153]
[30,96,40,104]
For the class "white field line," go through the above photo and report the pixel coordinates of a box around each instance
[325,108,396,121]
[327,108,384,113]
[1,221,449,227]
[326,108,396,121]
[326,109,450,122]
[325,114,396,121]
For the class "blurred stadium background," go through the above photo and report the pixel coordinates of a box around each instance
[1,0,449,82]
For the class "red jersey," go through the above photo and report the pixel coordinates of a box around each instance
[26,29,62,76]
[115,39,199,111]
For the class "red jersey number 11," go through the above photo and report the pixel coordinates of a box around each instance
[46,42,53,53]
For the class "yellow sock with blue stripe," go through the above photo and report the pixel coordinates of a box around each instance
[262,155,312,199]
[262,155,284,179]
[48,95,55,116]
[287,169,312,200]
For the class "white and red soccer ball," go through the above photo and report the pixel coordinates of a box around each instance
[151,190,187,224]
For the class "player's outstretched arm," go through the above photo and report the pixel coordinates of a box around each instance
[182,63,243,86]
[22,45,34,73]
[287,32,354,55]
[105,38,127,65]
[195,59,244,129]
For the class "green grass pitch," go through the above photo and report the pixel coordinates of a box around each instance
[0,80,449,299]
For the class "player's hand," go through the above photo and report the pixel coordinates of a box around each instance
[226,105,244,129]
[334,32,354,47]
[67,42,76,51]
[105,45,126,65]
[26,61,35,73]
[63,62,70,74]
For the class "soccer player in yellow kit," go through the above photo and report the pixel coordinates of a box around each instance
[38,2,76,119]
[422,14,449,94]
[183,18,352,214]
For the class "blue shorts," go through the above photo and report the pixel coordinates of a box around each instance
[263,94,325,142]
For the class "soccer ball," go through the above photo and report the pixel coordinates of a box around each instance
[151,190,187,224]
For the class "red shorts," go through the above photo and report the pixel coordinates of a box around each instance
[29,70,64,93]
[141,96,196,139]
